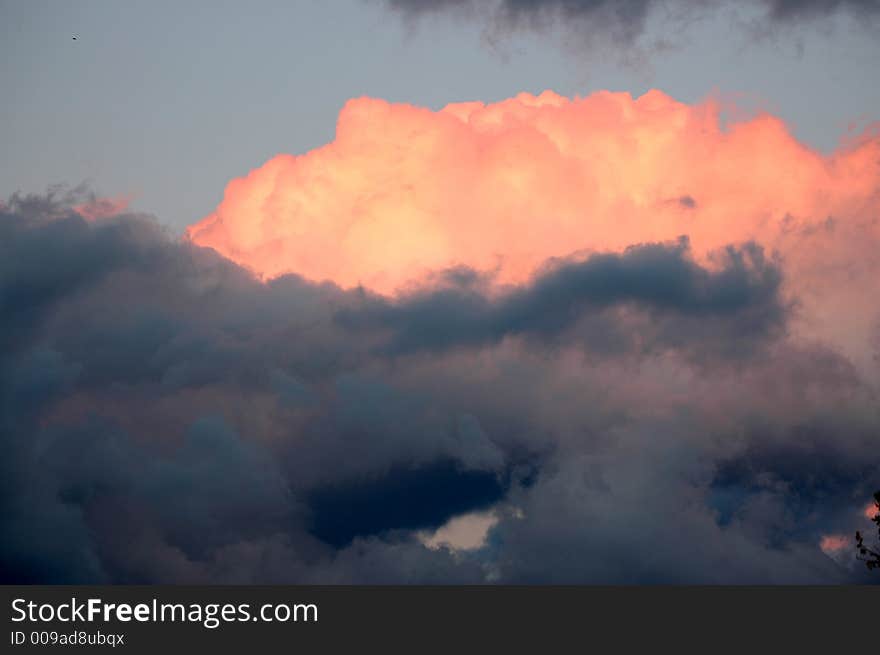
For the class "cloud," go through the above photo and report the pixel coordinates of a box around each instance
[387,0,664,51]
[764,0,880,21]
[2,87,879,588]
[419,509,499,551]
[337,238,786,357]
[187,90,880,374]
[0,190,524,582]
[381,0,879,57]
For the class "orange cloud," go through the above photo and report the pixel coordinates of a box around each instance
[187,90,880,363]
[819,534,850,555]
[74,194,132,221]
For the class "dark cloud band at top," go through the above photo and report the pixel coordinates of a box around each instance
[383,0,879,52]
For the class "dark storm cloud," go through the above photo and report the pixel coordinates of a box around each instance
[0,190,520,582]
[1,189,877,584]
[711,408,880,545]
[337,238,786,356]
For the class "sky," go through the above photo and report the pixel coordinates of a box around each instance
[1,1,880,584]
[2,0,879,231]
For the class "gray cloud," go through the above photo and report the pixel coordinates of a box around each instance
[765,0,880,20]
[382,0,878,56]
[337,238,786,357]
[1,188,877,584]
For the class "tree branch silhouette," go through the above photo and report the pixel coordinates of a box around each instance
[855,491,880,571]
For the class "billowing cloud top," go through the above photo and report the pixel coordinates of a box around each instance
[187,90,880,369]
[187,90,879,290]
